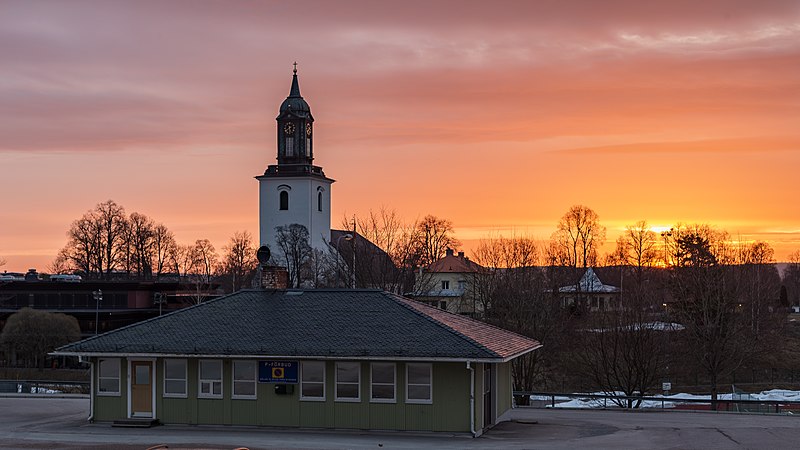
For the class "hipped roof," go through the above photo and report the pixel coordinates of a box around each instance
[55,289,540,362]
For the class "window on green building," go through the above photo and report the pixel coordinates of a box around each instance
[335,362,360,402]
[300,361,325,400]
[163,359,187,397]
[406,363,432,404]
[198,360,223,398]
[97,358,120,396]
[232,360,257,399]
[370,362,395,403]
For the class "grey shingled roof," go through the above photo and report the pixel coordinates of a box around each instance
[56,289,539,361]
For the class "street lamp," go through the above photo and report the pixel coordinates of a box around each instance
[335,233,354,288]
[92,289,103,335]
[660,228,673,267]
[154,292,166,316]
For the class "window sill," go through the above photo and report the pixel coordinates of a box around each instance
[96,391,121,397]
[163,393,187,399]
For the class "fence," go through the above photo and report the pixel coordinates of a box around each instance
[0,380,90,395]
[515,391,800,414]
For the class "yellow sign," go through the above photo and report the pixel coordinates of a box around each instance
[272,367,285,379]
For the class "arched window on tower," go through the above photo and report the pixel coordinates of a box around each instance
[280,191,289,210]
[318,192,323,211]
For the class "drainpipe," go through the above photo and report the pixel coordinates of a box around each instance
[87,358,94,422]
[467,361,476,437]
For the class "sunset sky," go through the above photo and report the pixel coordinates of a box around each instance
[1,0,799,271]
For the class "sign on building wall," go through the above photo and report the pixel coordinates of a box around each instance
[259,360,299,383]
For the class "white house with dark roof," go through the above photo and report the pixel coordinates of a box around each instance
[558,267,621,311]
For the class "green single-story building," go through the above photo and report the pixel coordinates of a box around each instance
[54,288,540,436]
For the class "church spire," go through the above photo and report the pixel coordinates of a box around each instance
[289,62,301,98]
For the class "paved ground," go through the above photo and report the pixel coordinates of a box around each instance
[0,397,797,449]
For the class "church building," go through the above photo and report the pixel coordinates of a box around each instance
[257,65,334,253]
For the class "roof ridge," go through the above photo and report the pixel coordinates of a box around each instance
[382,292,498,358]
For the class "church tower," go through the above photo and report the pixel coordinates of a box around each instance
[257,65,334,254]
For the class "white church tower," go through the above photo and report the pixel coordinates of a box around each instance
[257,65,334,253]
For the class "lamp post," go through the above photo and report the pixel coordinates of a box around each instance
[660,228,673,267]
[335,233,354,288]
[154,292,166,316]
[92,289,103,335]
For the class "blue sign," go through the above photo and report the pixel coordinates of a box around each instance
[259,360,298,383]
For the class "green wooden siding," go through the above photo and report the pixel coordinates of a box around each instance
[496,361,512,417]
[93,358,127,421]
[93,357,475,432]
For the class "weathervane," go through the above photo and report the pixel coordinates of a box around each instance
[293,61,297,74]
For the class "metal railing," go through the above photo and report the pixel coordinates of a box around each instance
[514,391,800,414]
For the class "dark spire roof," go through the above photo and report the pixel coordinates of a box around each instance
[279,63,310,116]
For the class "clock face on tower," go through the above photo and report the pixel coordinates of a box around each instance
[306,123,312,137]
[283,123,295,135]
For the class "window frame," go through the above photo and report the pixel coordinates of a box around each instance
[370,362,396,403]
[97,358,121,396]
[285,136,295,157]
[198,359,223,399]
[335,361,361,402]
[405,363,433,404]
[441,280,450,290]
[279,190,289,210]
[231,360,257,400]
[300,361,326,401]
[163,359,187,398]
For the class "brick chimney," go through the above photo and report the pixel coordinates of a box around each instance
[260,265,288,289]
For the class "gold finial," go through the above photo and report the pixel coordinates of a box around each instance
[293,61,297,74]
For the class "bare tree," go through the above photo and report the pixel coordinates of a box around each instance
[170,243,196,279]
[667,224,752,409]
[219,231,258,293]
[57,200,128,279]
[413,215,462,268]
[47,251,73,274]
[123,212,156,279]
[784,250,800,310]
[612,220,659,283]
[470,235,571,392]
[95,200,128,279]
[342,208,418,292]
[576,220,667,407]
[192,239,218,283]
[549,205,606,269]
[275,224,312,288]
[152,224,176,279]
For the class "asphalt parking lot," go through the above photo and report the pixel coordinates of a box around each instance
[0,396,797,449]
